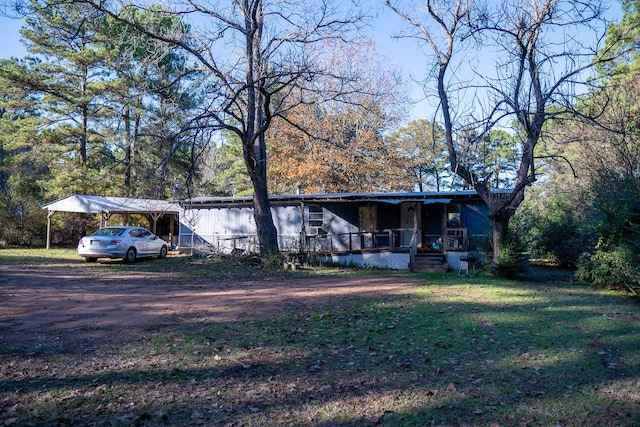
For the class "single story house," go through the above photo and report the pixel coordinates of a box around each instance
[178,190,498,272]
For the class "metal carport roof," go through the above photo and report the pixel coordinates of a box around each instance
[42,194,179,249]
[43,194,179,215]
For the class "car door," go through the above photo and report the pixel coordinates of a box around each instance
[127,228,146,255]
[138,228,157,255]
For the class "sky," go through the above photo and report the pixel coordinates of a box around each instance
[0,2,623,122]
[0,4,437,120]
[0,16,25,59]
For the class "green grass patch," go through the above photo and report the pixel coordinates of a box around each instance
[0,247,79,265]
[1,252,639,426]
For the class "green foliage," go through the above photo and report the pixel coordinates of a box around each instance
[598,0,640,76]
[576,243,640,295]
[583,173,640,250]
[461,128,520,190]
[493,236,528,279]
[511,189,587,267]
[0,196,47,247]
[209,132,252,196]
[386,119,450,191]
[0,2,204,245]
[0,90,48,245]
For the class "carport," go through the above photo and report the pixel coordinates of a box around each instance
[42,194,179,249]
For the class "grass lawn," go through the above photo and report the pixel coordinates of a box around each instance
[1,249,639,426]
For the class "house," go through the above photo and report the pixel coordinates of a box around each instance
[178,190,496,272]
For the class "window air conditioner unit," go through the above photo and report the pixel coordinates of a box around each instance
[309,227,326,236]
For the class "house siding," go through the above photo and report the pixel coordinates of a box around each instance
[178,191,499,267]
[461,204,492,250]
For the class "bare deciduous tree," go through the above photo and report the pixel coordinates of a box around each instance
[386,0,632,264]
[21,0,367,256]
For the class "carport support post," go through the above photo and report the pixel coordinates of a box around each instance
[169,214,175,248]
[46,211,55,249]
[101,212,112,228]
[149,213,162,235]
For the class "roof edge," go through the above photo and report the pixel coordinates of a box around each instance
[180,189,513,206]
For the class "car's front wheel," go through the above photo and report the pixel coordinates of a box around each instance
[124,247,137,263]
[85,257,97,263]
[158,245,168,259]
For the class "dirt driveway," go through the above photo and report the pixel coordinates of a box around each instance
[0,260,418,351]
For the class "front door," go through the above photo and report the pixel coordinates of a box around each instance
[358,204,376,250]
[400,203,421,247]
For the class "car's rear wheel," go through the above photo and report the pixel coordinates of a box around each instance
[125,247,137,263]
[158,245,168,259]
[85,257,97,263]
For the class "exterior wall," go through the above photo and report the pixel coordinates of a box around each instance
[422,204,445,246]
[178,195,493,269]
[376,203,400,249]
[322,203,360,251]
[179,204,302,252]
[272,204,304,250]
[321,251,410,270]
[179,206,253,252]
[323,250,478,271]
[461,203,492,250]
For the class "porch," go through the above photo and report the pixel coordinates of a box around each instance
[177,190,494,272]
[180,228,474,272]
[304,229,473,272]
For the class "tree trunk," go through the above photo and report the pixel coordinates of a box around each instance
[243,0,279,257]
[124,103,132,192]
[252,170,279,256]
[244,130,279,256]
[487,186,524,264]
[491,210,511,265]
[80,64,88,166]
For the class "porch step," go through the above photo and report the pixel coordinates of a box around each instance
[412,252,449,273]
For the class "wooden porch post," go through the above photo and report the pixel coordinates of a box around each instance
[409,203,418,272]
[169,214,175,248]
[149,213,162,235]
[46,211,55,249]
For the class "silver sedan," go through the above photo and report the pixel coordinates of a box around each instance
[78,226,168,263]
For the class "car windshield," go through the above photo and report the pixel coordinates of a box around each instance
[91,227,126,237]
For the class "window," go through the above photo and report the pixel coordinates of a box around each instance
[140,229,153,239]
[129,229,142,238]
[447,204,460,228]
[308,205,323,228]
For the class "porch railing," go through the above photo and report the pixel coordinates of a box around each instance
[179,228,466,255]
[303,228,421,254]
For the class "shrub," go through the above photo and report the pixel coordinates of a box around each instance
[511,189,587,267]
[575,244,640,295]
[493,237,529,279]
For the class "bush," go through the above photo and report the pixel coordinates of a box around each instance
[493,238,529,279]
[511,189,587,267]
[575,244,640,295]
